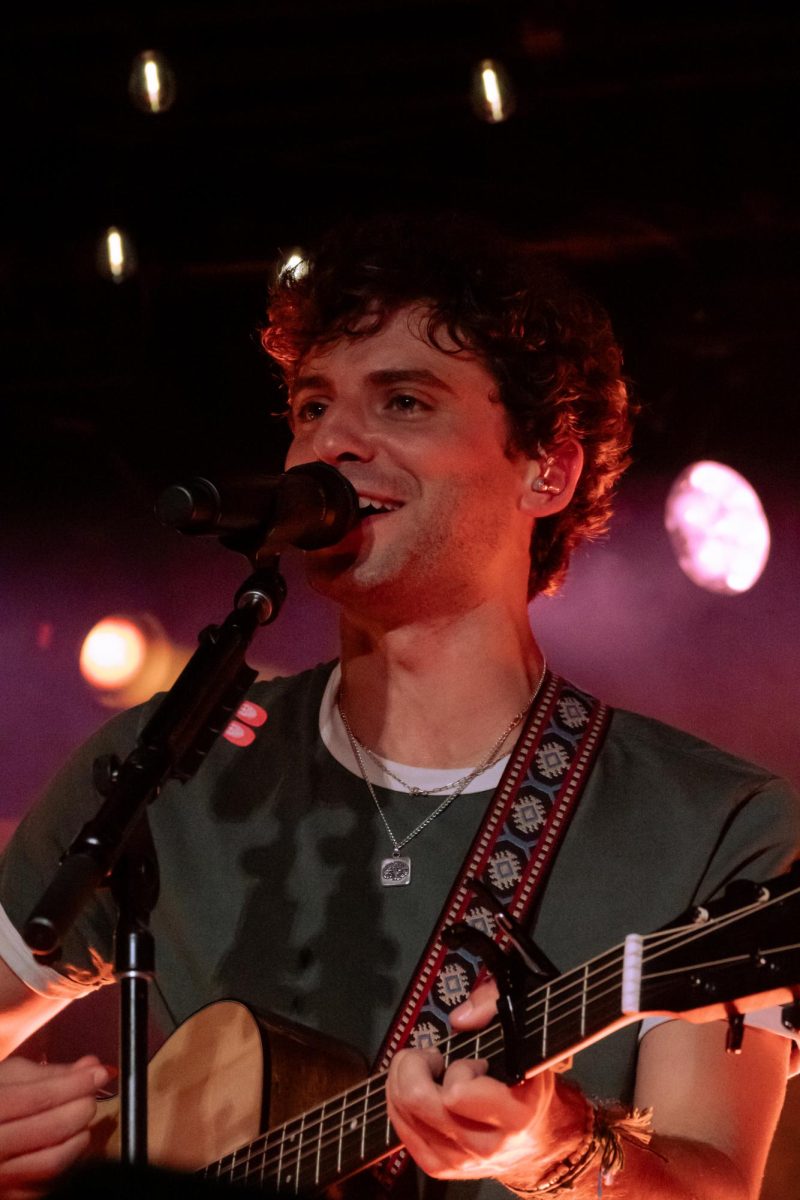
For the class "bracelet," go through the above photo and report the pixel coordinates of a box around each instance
[595,1103,658,1194]
[515,1092,597,1194]
[513,1099,656,1195]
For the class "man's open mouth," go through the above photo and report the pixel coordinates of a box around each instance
[357,495,404,519]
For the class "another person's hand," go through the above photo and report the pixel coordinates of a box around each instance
[0,1055,109,1199]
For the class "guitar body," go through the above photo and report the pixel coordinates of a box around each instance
[88,1000,368,1174]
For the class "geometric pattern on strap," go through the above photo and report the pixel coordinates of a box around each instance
[371,672,611,1186]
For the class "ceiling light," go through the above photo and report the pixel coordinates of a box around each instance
[128,50,176,114]
[97,226,137,283]
[277,249,309,281]
[470,58,516,124]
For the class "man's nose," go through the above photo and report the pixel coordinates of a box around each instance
[310,406,375,465]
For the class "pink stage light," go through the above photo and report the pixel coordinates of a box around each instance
[664,461,770,594]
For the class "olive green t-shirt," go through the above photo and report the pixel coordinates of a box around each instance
[2,661,799,1116]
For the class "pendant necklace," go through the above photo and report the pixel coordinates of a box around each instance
[338,660,546,886]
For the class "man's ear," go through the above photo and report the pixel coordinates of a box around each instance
[519,439,584,516]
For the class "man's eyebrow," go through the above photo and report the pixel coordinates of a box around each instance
[366,368,456,393]
[290,373,329,397]
[290,367,458,398]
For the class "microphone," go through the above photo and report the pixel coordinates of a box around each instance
[155,462,360,551]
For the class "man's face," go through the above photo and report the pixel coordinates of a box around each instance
[284,305,535,617]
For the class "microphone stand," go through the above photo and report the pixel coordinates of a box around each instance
[23,551,287,1168]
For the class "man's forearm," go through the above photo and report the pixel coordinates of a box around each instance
[494,1077,752,1200]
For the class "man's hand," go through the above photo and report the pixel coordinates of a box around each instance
[0,1055,110,1199]
[385,980,583,1182]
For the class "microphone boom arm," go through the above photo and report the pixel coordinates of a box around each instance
[23,562,286,960]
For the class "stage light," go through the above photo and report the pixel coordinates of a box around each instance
[277,249,309,281]
[470,58,516,124]
[664,461,770,594]
[79,614,189,708]
[128,50,176,114]
[80,618,146,689]
[97,226,136,283]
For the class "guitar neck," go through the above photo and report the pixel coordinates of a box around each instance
[200,945,628,1193]
[200,866,800,1193]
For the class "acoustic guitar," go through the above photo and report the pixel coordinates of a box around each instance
[88,863,800,1193]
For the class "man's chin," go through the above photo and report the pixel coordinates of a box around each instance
[302,546,405,605]
[301,545,366,596]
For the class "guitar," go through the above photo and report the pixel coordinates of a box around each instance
[89,863,800,1193]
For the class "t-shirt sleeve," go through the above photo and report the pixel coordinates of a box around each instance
[690,773,800,904]
[0,701,155,990]
[642,772,800,1072]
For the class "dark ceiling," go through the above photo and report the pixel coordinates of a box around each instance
[3,2,800,531]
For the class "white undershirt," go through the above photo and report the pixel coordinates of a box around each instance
[319,662,510,793]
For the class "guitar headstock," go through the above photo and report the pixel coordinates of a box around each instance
[639,860,800,1024]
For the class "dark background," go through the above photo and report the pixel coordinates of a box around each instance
[2,4,800,1191]
[2,0,798,806]
[2,1,799,783]
[4,2,800,501]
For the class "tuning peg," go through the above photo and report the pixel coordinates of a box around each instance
[725,1011,745,1054]
[722,879,770,907]
[781,1001,800,1032]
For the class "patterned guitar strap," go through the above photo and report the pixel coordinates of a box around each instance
[370,670,611,1191]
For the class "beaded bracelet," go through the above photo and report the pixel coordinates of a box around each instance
[510,1100,656,1195]
[511,1092,597,1194]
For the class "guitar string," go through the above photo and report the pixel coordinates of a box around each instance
[221,927,800,1191]
[207,948,645,1187]
[205,938,628,1181]
[209,884,800,1185]
[214,928,800,1190]
[212,919,800,1188]
[213,934,799,1190]
[623,886,800,970]
[206,945,626,1183]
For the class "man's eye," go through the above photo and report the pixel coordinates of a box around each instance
[388,394,427,414]
[293,400,327,424]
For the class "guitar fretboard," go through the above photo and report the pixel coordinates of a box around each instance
[200,943,626,1193]
[198,873,800,1194]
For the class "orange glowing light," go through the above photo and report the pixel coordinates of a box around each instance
[79,618,148,689]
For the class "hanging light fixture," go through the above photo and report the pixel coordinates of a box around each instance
[97,225,137,283]
[128,49,177,114]
[276,248,309,281]
[470,58,516,124]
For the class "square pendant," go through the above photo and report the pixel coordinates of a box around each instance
[380,856,412,886]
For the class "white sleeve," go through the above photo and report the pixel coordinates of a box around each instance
[0,902,102,1000]
[640,1011,800,1075]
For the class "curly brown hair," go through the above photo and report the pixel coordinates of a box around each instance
[262,211,635,596]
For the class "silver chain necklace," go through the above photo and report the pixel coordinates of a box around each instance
[338,659,547,887]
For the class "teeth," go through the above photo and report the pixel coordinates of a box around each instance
[358,496,402,513]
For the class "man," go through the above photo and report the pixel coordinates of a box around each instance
[0,212,797,1200]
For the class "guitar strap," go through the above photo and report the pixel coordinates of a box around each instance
[370,670,611,1190]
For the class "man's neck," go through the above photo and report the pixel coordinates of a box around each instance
[337,601,545,770]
